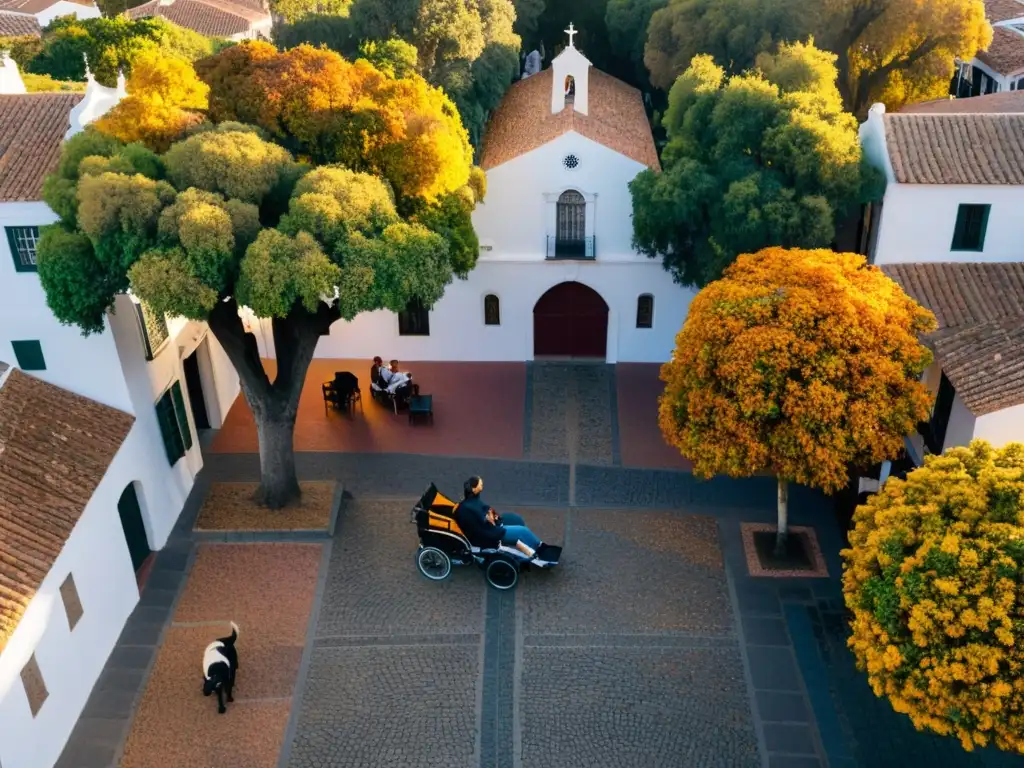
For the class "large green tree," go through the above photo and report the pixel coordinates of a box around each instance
[37,53,481,509]
[22,15,217,86]
[605,0,668,85]
[273,0,521,150]
[643,0,990,115]
[630,42,883,288]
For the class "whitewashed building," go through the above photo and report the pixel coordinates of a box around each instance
[287,29,693,364]
[859,97,1024,457]
[127,0,272,41]
[952,0,1024,97]
[0,58,239,768]
[0,0,100,37]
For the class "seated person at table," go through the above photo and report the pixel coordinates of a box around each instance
[384,359,412,394]
[370,357,386,388]
[456,476,543,557]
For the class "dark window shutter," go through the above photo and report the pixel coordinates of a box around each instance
[951,204,990,251]
[398,299,430,336]
[156,391,185,465]
[11,340,46,371]
[171,381,193,451]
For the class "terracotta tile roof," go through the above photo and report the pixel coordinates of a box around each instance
[882,262,1024,415]
[977,26,1024,76]
[128,0,267,37]
[883,112,1024,184]
[0,368,134,651]
[0,0,93,11]
[479,68,660,171]
[986,0,1024,23]
[0,92,82,202]
[900,90,1024,114]
[0,11,41,35]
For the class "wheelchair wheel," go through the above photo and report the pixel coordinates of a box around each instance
[485,557,518,590]
[417,547,452,581]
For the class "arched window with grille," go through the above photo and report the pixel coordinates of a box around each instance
[555,189,586,257]
[636,294,654,329]
[484,294,500,326]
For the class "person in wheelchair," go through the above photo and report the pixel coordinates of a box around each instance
[456,476,543,558]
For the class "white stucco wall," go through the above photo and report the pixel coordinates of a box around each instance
[943,391,979,453]
[0,202,134,412]
[871,183,1024,266]
[304,132,691,362]
[35,1,101,26]
[973,402,1024,448]
[107,296,239,545]
[0,427,149,768]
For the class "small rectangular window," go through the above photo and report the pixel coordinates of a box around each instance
[60,573,84,631]
[11,340,45,371]
[21,654,48,717]
[134,301,169,360]
[171,380,193,451]
[5,226,40,272]
[951,204,990,251]
[398,299,430,336]
[636,295,654,329]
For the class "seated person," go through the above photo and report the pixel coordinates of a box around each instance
[456,476,543,557]
[370,357,386,389]
[385,359,412,394]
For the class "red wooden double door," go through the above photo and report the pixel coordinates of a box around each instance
[533,281,608,359]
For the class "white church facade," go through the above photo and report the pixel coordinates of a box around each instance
[296,31,693,364]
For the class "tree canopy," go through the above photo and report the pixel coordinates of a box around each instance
[272,0,521,151]
[843,441,1024,754]
[642,0,991,115]
[643,0,804,90]
[659,247,935,546]
[605,0,668,85]
[196,41,473,204]
[19,16,219,86]
[95,48,209,152]
[630,42,883,288]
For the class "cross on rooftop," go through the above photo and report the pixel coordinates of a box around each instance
[565,22,577,48]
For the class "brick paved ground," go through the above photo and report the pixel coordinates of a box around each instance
[211,359,526,459]
[61,364,1024,768]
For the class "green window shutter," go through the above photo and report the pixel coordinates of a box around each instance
[11,340,45,371]
[6,227,39,273]
[951,204,990,251]
[155,392,185,465]
[171,381,193,451]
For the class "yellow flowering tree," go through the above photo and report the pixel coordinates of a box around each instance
[842,441,1024,753]
[659,247,936,554]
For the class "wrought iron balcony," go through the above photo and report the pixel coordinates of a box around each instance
[546,236,595,260]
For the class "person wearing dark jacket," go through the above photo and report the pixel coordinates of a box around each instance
[456,476,543,556]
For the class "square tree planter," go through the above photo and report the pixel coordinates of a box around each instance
[741,523,829,578]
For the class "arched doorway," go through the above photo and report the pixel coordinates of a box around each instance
[556,190,586,257]
[533,282,609,359]
[118,483,152,574]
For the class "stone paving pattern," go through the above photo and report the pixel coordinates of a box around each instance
[120,543,322,768]
[59,362,1024,768]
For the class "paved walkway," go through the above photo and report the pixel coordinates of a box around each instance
[210,360,691,470]
[57,365,1024,768]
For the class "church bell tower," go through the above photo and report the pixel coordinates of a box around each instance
[550,22,592,116]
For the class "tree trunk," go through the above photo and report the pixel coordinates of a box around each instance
[774,477,789,558]
[253,405,300,508]
[207,298,337,510]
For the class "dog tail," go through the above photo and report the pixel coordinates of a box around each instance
[229,621,239,642]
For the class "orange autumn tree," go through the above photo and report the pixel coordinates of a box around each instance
[95,48,209,153]
[194,42,472,206]
[842,441,1024,753]
[659,247,936,554]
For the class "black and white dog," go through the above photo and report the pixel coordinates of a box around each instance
[202,621,240,714]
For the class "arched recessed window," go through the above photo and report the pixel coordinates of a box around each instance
[636,294,654,329]
[564,75,575,106]
[484,294,500,326]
